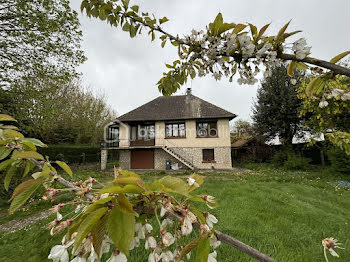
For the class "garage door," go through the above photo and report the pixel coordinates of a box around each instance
[130,149,154,169]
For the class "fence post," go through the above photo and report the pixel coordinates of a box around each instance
[101,149,108,171]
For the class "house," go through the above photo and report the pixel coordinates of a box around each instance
[101,88,236,170]
[231,138,271,163]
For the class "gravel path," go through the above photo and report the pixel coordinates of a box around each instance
[0,209,52,234]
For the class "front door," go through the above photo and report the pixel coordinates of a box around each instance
[130,149,154,169]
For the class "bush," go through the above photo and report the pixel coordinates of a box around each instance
[326,147,350,174]
[283,154,310,171]
[38,144,119,164]
[271,150,289,167]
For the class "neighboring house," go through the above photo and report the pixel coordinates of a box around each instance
[102,88,236,170]
[231,138,271,163]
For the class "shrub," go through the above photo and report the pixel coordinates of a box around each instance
[271,150,289,167]
[326,147,350,174]
[38,145,119,164]
[283,154,310,171]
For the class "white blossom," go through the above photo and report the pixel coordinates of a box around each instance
[70,257,86,262]
[106,253,127,262]
[160,250,174,262]
[162,231,175,247]
[205,213,218,229]
[48,245,69,262]
[181,216,193,236]
[129,237,140,250]
[319,100,329,108]
[290,79,297,85]
[145,236,157,250]
[210,238,221,249]
[187,177,199,187]
[292,38,311,60]
[208,251,217,262]
[148,251,160,262]
[161,218,173,228]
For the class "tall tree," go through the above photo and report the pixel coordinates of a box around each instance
[7,79,117,144]
[252,64,306,145]
[0,0,86,88]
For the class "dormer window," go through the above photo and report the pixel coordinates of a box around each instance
[165,122,186,138]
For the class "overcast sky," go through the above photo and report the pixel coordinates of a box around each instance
[70,0,350,123]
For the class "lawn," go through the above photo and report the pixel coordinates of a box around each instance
[0,164,349,262]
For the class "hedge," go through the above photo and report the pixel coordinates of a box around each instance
[38,144,119,164]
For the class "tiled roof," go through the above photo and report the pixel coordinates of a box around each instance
[117,94,236,122]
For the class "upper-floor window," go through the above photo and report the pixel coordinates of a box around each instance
[130,124,155,141]
[196,120,218,138]
[165,122,186,138]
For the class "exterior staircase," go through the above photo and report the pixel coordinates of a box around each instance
[162,146,195,170]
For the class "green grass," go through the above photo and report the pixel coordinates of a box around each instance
[0,164,349,261]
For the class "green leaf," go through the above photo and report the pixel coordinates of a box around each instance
[156,176,190,196]
[23,161,35,177]
[0,114,16,122]
[56,161,73,177]
[287,61,296,77]
[275,20,291,41]
[130,5,139,13]
[107,207,135,256]
[249,23,257,39]
[22,141,36,151]
[257,23,270,41]
[32,165,50,179]
[189,206,206,224]
[15,151,44,160]
[295,62,308,70]
[121,0,130,9]
[159,17,169,24]
[73,207,108,253]
[330,51,350,64]
[3,129,24,139]
[117,194,138,217]
[282,30,302,39]
[21,138,47,147]
[0,159,14,171]
[232,24,247,34]
[0,147,12,160]
[99,184,144,194]
[4,164,17,190]
[176,237,200,262]
[91,212,109,257]
[122,22,130,32]
[306,77,326,97]
[9,177,45,214]
[209,13,223,36]
[196,237,210,262]
[161,39,167,48]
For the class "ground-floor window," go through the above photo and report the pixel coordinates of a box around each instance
[202,148,215,162]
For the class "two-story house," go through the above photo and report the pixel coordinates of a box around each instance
[101,88,236,170]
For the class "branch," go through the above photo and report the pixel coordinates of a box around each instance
[214,230,277,262]
[278,53,350,77]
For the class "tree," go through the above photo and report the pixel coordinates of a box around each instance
[0,0,86,88]
[230,119,255,143]
[4,79,117,144]
[252,64,306,145]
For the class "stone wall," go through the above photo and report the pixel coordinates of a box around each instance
[119,150,130,170]
[178,147,232,170]
[154,149,189,170]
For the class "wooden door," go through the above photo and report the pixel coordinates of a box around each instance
[130,149,154,169]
